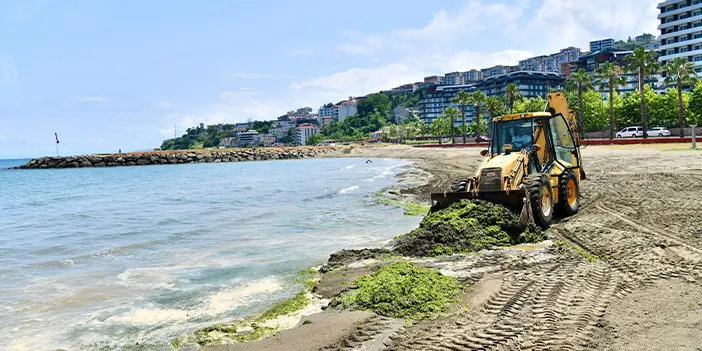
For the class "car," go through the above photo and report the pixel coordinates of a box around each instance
[647,127,671,137]
[616,126,644,138]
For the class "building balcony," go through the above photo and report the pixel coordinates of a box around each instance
[659,13,702,30]
[660,25,702,40]
[658,2,702,18]
[658,0,690,9]
[659,36,702,51]
[659,47,702,60]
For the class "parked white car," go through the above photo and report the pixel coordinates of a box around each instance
[616,126,644,138]
[647,127,671,137]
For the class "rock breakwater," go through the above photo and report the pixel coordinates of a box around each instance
[15,147,341,169]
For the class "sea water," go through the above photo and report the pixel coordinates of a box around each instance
[0,157,421,350]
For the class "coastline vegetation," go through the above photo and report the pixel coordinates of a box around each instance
[392,200,544,257]
[338,261,462,321]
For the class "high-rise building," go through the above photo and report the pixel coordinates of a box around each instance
[590,39,615,52]
[423,75,444,84]
[418,71,565,127]
[657,0,702,77]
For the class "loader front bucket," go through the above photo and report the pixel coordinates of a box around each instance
[429,190,526,213]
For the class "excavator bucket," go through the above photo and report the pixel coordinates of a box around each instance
[430,190,532,229]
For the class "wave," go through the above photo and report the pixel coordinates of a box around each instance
[337,185,360,194]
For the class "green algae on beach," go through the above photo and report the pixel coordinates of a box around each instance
[338,261,462,321]
[392,199,544,257]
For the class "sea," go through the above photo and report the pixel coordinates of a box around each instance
[0,157,421,351]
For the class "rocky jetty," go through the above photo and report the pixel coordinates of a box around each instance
[15,147,341,170]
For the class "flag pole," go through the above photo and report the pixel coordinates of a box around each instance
[55,132,60,156]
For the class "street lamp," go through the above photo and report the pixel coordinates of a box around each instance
[691,124,698,149]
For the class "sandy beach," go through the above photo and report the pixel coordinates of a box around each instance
[197,144,702,351]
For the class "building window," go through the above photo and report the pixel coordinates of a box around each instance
[669,50,676,55]
[696,68,702,73]
[695,11,702,17]
[667,39,675,44]
[681,47,689,53]
[681,36,690,41]
[696,33,702,38]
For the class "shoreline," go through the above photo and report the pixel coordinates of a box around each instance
[188,145,479,350]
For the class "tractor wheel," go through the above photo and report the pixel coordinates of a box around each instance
[556,170,580,217]
[451,178,468,192]
[525,174,554,229]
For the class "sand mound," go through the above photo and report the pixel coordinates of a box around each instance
[392,199,543,257]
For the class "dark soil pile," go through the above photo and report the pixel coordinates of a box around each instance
[392,199,544,257]
[319,248,391,273]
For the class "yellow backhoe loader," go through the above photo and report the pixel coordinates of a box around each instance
[430,92,586,229]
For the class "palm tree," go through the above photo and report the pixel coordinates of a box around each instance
[485,96,504,136]
[664,57,700,137]
[468,91,487,142]
[451,90,472,144]
[624,47,659,138]
[595,62,627,139]
[504,83,522,113]
[566,69,594,138]
[434,107,460,145]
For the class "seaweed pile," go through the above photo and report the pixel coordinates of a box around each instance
[392,199,544,257]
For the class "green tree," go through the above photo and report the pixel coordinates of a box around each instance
[451,91,472,143]
[624,47,659,138]
[690,84,702,123]
[306,133,323,146]
[389,124,398,142]
[596,62,627,139]
[664,57,700,137]
[566,69,593,138]
[485,96,504,136]
[513,96,546,113]
[280,128,294,144]
[432,107,458,145]
[358,93,391,116]
[469,91,487,142]
[504,83,522,113]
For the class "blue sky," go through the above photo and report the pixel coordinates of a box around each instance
[0,0,659,158]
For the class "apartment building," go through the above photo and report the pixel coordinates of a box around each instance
[590,38,616,52]
[575,49,662,95]
[337,99,357,122]
[294,125,320,145]
[480,65,519,78]
[519,47,583,73]
[237,130,260,146]
[423,75,444,84]
[658,0,702,77]
[318,104,338,121]
[418,71,564,127]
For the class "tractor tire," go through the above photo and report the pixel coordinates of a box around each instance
[556,170,580,217]
[451,178,468,192]
[525,173,554,229]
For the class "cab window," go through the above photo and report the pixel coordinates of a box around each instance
[491,119,534,154]
[549,115,577,166]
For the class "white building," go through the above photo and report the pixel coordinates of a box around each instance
[237,130,260,146]
[318,104,338,122]
[294,125,320,145]
[590,38,615,52]
[519,47,582,73]
[658,0,702,77]
[337,99,357,122]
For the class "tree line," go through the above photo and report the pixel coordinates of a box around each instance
[431,47,701,142]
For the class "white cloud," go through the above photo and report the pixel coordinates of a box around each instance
[155,101,173,109]
[159,88,289,137]
[0,134,7,142]
[78,96,108,103]
[296,0,659,109]
[291,48,313,56]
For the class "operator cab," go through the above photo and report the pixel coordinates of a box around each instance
[490,113,582,174]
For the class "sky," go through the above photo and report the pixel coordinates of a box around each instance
[0,0,660,158]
